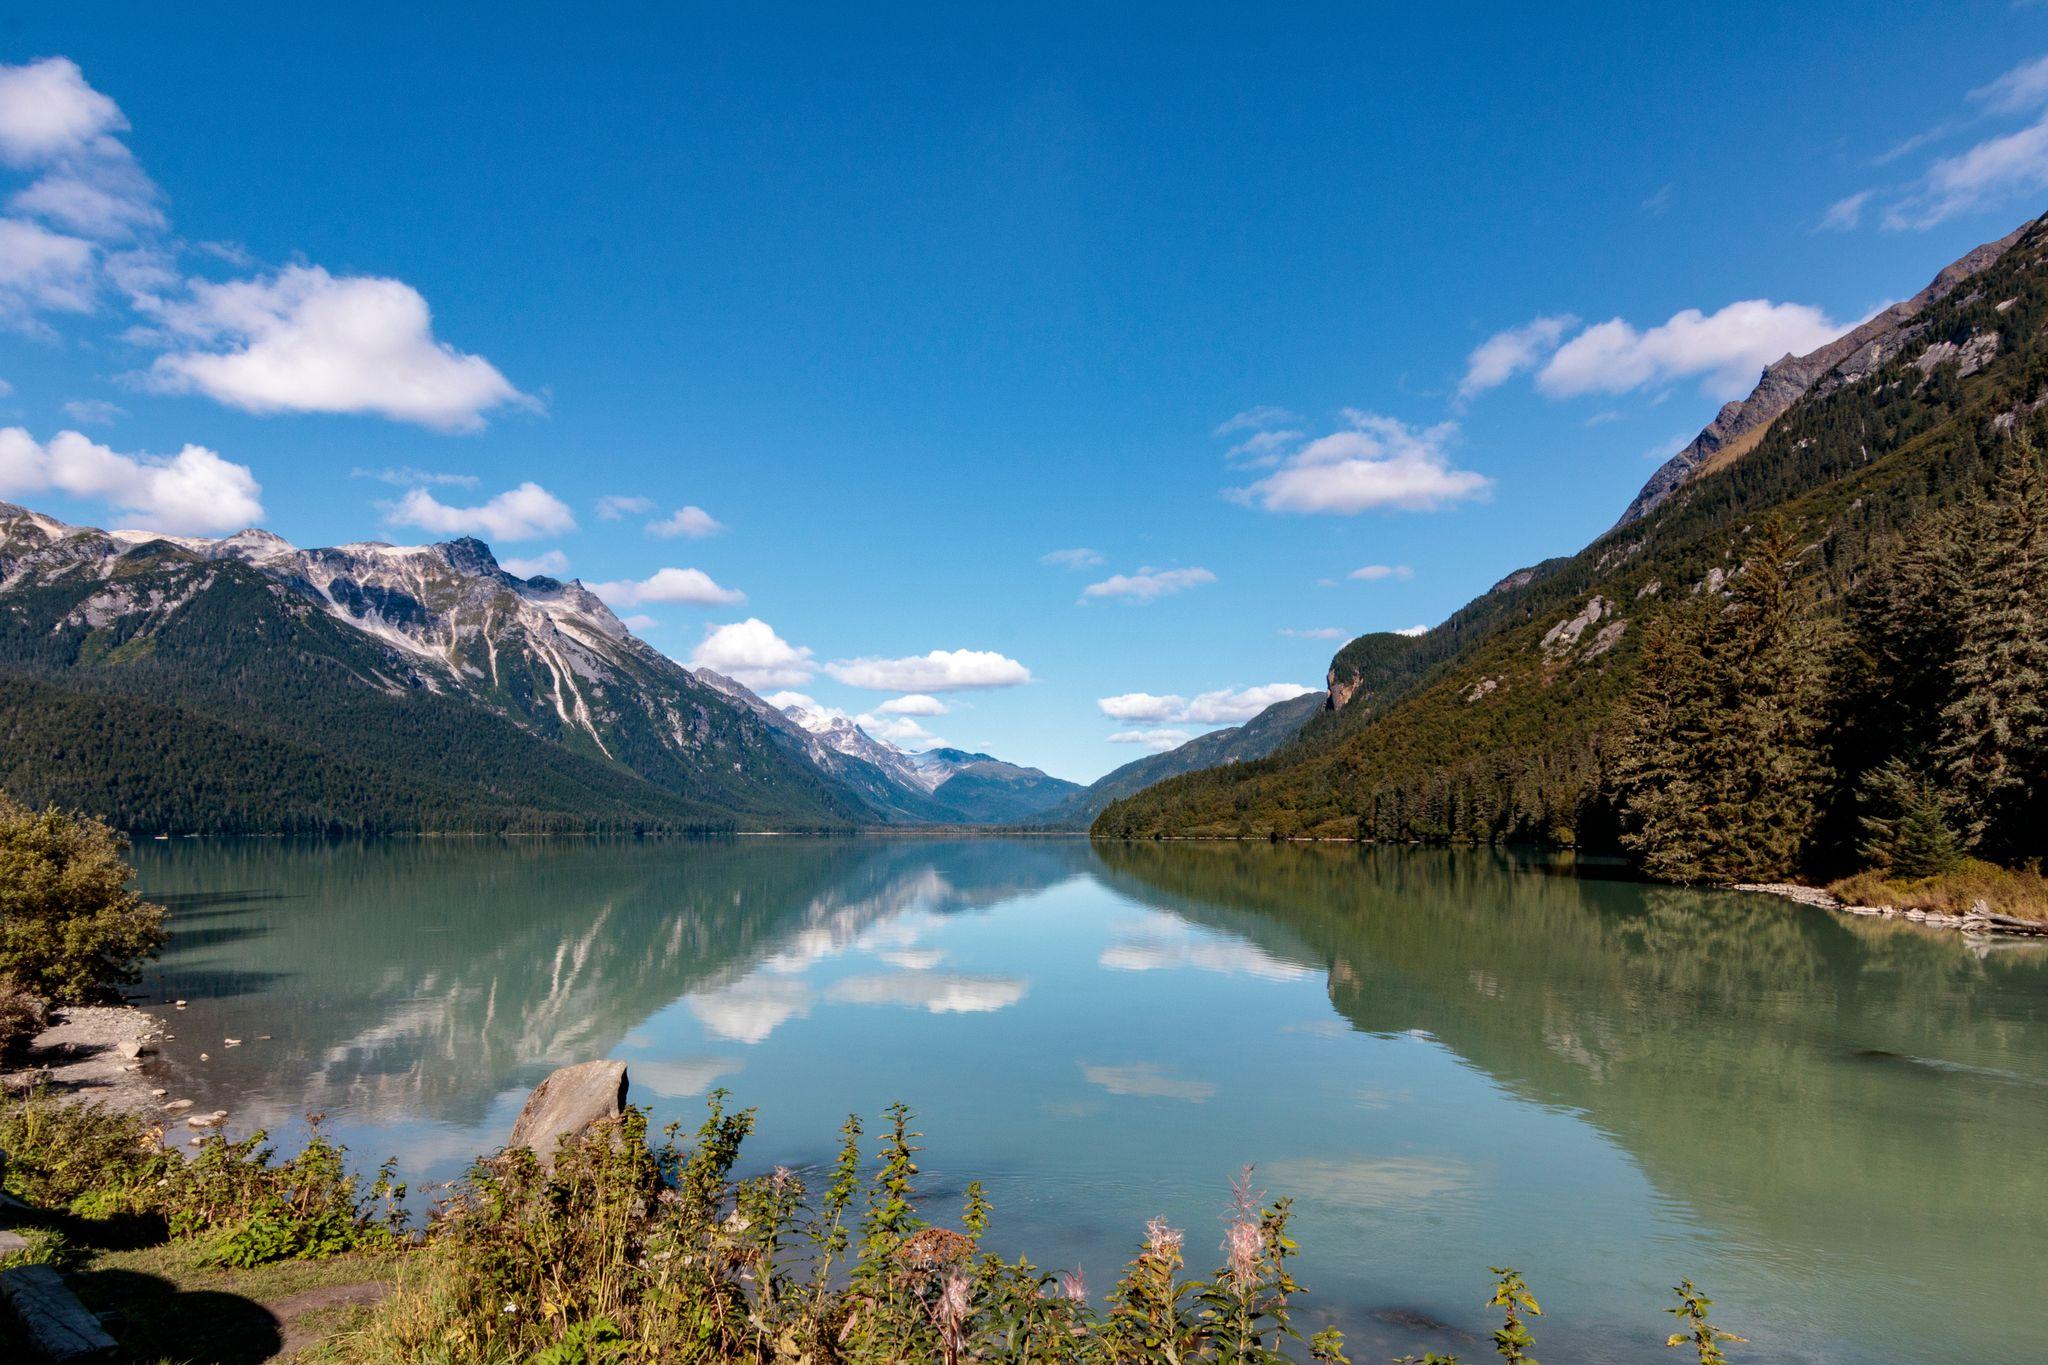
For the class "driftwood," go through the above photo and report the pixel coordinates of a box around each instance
[0,1263,117,1360]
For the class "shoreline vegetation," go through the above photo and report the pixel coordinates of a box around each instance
[0,1068,1755,1365]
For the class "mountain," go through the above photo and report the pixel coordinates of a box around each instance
[1616,219,2028,526]
[0,506,862,834]
[1034,689,1327,828]
[696,669,1086,824]
[1098,211,2048,846]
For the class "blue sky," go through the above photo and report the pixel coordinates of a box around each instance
[2,4,2045,781]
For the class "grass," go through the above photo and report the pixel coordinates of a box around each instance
[1,1229,400,1364]
[69,1243,401,1364]
[1829,858,2048,921]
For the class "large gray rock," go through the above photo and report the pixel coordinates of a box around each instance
[507,1060,628,1168]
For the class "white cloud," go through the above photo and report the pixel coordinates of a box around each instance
[1098,683,1313,726]
[1234,410,1488,515]
[1458,314,1576,399]
[145,265,530,431]
[1349,564,1413,582]
[826,972,1028,1014]
[691,619,816,688]
[1100,928,1309,981]
[0,217,96,326]
[59,399,121,426]
[1099,693,1187,723]
[1818,190,1873,232]
[591,566,744,607]
[0,59,161,246]
[1080,566,1216,603]
[1537,301,1845,401]
[859,714,944,749]
[595,494,655,520]
[1394,624,1430,637]
[1184,683,1316,722]
[876,694,948,715]
[620,613,658,632]
[1971,53,2048,115]
[1041,546,1104,569]
[648,505,724,538]
[1107,728,1192,750]
[349,465,478,488]
[685,975,811,1044]
[825,648,1031,692]
[1213,405,1299,436]
[1223,427,1304,466]
[9,140,161,240]
[500,549,569,578]
[629,1056,742,1100]
[0,58,125,165]
[1080,1061,1215,1103]
[0,426,262,533]
[1885,112,2048,229]
[387,481,576,542]
[1281,627,1347,640]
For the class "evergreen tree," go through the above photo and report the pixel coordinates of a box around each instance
[1615,523,1834,882]
[1855,758,1963,878]
[1936,438,2048,860]
[1612,604,1717,882]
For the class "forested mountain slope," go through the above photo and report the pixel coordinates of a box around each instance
[1034,689,1326,829]
[1098,211,2048,873]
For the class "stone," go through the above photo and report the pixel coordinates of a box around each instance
[115,1038,148,1060]
[508,1060,629,1169]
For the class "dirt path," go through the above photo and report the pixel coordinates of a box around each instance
[270,1281,394,1359]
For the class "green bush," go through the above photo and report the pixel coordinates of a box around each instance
[0,791,166,1015]
[0,1088,405,1265]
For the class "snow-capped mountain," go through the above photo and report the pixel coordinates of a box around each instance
[696,669,1085,824]
[0,502,860,832]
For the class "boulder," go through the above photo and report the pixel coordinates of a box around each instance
[508,1060,629,1168]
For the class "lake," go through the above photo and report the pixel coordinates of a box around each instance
[127,837,2047,1363]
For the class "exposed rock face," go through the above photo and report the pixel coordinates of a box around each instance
[1541,597,1610,657]
[1327,668,1363,710]
[1616,220,2029,527]
[508,1060,629,1169]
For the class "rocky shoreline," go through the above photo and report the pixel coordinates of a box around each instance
[1732,882,2048,937]
[0,1004,233,1142]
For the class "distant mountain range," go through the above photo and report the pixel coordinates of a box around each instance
[1099,210,2047,840]
[0,507,1077,834]
[696,670,1085,824]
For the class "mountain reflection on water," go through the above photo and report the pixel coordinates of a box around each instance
[133,838,2048,1364]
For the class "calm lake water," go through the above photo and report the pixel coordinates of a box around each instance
[127,838,2045,1363]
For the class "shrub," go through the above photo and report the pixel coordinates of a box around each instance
[0,792,166,1008]
[0,1088,404,1265]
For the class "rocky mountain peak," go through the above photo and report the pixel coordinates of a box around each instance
[1615,214,2035,527]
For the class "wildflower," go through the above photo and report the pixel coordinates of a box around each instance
[1145,1216,1183,1259]
[1058,1267,1088,1303]
[1224,1219,1263,1290]
[501,1300,518,1315]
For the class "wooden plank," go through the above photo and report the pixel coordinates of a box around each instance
[0,1263,117,1361]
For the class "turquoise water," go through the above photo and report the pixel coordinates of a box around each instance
[128,838,2048,1363]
